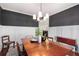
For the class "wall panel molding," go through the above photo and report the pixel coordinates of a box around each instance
[0,7,1,24]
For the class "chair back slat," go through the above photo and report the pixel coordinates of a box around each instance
[2,35,10,43]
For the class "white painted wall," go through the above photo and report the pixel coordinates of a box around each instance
[48,25,79,52]
[0,25,37,48]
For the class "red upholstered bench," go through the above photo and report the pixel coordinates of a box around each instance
[57,37,78,52]
[57,37,76,46]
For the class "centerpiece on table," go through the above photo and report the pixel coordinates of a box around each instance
[35,27,43,44]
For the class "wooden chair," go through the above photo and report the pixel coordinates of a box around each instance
[42,36,53,42]
[22,43,28,56]
[48,37,53,41]
[16,42,27,56]
[21,39,28,56]
[0,45,9,56]
[1,35,15,48]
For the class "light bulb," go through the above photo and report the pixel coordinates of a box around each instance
[33,14,36,20]
[38,11,42,17]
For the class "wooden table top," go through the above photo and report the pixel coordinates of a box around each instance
[22,39,72,56]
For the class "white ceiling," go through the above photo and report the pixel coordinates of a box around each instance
[0,3,78,16]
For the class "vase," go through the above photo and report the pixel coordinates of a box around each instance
[38,35,41,44]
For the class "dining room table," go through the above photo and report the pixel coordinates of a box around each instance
[22,38,73,56]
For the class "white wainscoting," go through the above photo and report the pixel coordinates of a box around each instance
[48,25,79,52]
[0,25,37,48]
[0,25,79,52]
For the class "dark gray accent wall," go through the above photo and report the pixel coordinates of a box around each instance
[49,5,79,27]
[0,7,1,24]
[1,9,38,27]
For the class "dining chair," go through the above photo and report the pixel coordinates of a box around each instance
[22,43,28,56]
[21,39,28,56]
[48,37,53,41]
[0,44,9,56]
[16,42,27,56]
[16,42,24,56]
[1,35,15,48]
[42,36,53,42]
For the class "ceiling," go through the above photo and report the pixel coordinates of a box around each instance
[0,3,78,16]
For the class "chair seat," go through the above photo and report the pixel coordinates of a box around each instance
[3,41,15,44]
[3,41,15,48]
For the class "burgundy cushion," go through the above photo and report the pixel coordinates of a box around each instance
[57,37,76,46]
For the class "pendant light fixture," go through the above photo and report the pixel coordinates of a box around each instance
[33,3,49,21]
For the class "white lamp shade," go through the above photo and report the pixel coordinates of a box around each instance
[38,11,42,17]
[33,14,36,19]
[43,16,46,21]
[45,13,49,18]
[37,17,40,21]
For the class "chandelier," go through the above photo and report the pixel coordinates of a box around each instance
[33,3,49,21]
